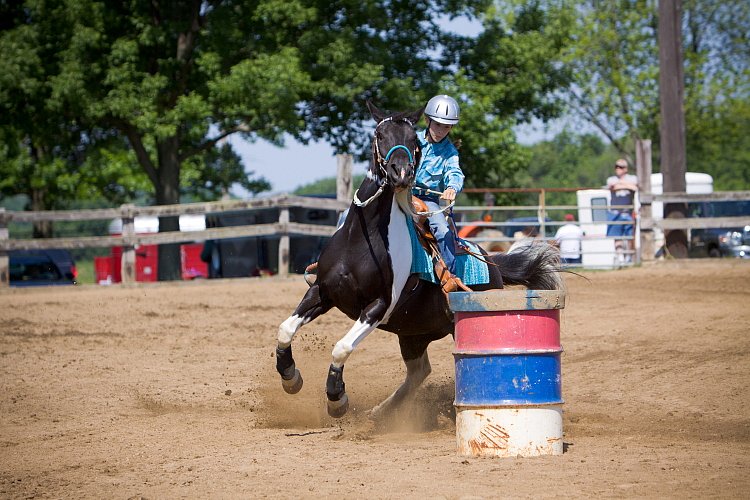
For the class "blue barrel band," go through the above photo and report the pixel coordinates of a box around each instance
[454,352,562,406]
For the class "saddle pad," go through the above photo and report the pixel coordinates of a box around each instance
[406,216,490,286]
[454,241,490,285]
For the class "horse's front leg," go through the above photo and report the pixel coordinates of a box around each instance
[276,284,330,394]
[326,299,388,417]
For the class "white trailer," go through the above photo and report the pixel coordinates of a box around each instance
[576,172,714,268]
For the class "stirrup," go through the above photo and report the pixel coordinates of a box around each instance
[436,266,471,294]
[433,256,471,294]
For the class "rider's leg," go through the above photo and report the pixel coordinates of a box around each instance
[623,213,635,263]
[424,200,457,273]
[607,212,625,265]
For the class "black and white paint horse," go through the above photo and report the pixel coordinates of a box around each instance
[276,102,563,419]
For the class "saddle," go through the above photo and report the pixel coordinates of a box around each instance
[304,199,473,295]
[411,198,472,295]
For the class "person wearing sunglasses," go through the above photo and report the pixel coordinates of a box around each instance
[606,158,639,264]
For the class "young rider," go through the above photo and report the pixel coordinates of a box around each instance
[412,94,464,273]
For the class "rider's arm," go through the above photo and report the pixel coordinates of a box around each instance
[443,154,464,200]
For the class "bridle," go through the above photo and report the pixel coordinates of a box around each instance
[373,116,417,173]
[354,116,419,208]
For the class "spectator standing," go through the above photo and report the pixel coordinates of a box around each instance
[555,213,585,265]
[607,158,638,264]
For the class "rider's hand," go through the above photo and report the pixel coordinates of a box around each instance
[442,188,457,201]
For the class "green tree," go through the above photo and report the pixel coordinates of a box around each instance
[518,130,620,210]
[681,0,750,189]
[555,0,749,188]
[182,143,271,201]
[294,173,366,197]
[0,2,159,231]
[293,2,574,205]
[3,0,499,279]
[560,0,659,157]
[522,130,611,187]
[446,1,573,207]
[3,0,575,280]
[0,2,98,236]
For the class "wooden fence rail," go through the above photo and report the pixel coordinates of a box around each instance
[639,191,750,231]
[2,187,749,286]
[0,195,349,285]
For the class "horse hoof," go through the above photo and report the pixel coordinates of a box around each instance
[281,369,303,394]
[327,393,349,418]
[368,405,384,422]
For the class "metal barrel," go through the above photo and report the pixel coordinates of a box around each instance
[449,290,566,458]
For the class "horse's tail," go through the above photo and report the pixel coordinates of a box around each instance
[489,240,564,290]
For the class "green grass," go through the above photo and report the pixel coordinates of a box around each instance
[75,258,97,285]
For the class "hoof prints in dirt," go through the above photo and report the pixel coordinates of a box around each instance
[371,381,456,435]
[258,378,456,438]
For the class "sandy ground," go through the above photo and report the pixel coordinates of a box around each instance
[1,259,749,498]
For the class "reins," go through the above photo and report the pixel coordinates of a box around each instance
[412,188,455,216]
[412,187,498,267]
[353,182,385,207]
[457,242,501,267]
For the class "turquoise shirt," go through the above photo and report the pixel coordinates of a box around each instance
[414,129,464,198]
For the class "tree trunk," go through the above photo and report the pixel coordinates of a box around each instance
[658,0,688,258]
[156,138,182,281]
[31,188,53,239]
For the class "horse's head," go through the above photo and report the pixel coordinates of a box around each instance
[366,101,424,192]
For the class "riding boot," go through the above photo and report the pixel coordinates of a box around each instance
[433,255,471,295]
[409,202,470,295]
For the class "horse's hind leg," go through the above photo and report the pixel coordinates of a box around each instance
[369,335,433,420]
[276,284,331,394]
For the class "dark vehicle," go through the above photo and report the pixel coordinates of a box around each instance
[503,216,555,239]
[458,216,555,253]
[204,202,339,278]
[688,200,750,258]
[9,249,78,287]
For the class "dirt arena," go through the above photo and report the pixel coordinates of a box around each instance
[1,259,748,498]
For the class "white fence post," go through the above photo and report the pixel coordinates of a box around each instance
[278,208,290,278]
[637,139,654,262]
[337,154,353,206]
[120,204,136,284]
[0,208,8,286]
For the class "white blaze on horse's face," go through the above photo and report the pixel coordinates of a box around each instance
[384,147,415,192]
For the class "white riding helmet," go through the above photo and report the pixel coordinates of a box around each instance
[425,94,460,125]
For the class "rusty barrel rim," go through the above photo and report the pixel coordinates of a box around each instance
[449,289,566,312]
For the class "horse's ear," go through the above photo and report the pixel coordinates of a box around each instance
[407,106,425,127]
[366,100,387,123]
